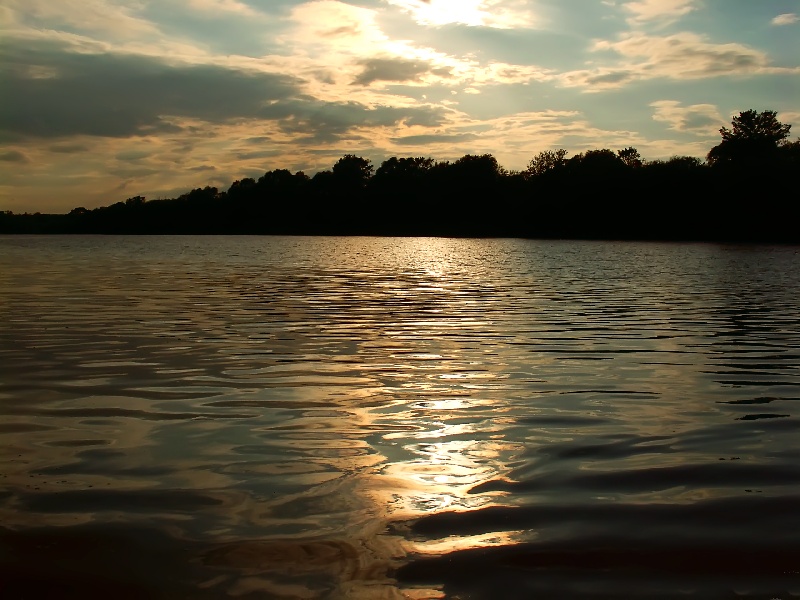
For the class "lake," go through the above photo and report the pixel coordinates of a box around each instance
[1,235,799,599]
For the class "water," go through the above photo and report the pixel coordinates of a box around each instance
[1,235,799,599]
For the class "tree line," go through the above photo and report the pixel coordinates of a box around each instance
[2,110,798,242]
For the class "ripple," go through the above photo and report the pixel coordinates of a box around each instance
[736,413,791,421]
[2,236,799,598]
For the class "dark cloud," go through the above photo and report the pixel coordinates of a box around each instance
[0,149,30,163]
[353,58,432,85]
[187,165,216,172]
[1,40,449,144]
[401,109,446,128]
[261,99,449,143]
[244,136,272,144]
[311,69,336,84]
[392,133,479,145]
[235,148,287,160]
[0,40,300,139]
[701,50,760,72]
[431,66,454,77]
[114,166,162,178]
[115,149,152,161]
[585,71,632,85]
[320,24,361,37]
[684,113,720,130]
[48,143,89,153]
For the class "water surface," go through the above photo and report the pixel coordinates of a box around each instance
[1,235,799,598]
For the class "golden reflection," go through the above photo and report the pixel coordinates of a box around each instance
[375,434,513,516]
[412,530,526,556]
[358,387,524,564]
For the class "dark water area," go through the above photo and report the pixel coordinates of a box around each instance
[1,235,799,599]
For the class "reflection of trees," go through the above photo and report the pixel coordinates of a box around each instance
[706,248,800,388]
[3,109,798,240]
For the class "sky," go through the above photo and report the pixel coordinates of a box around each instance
[1,0,799,213]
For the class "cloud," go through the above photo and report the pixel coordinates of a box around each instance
[287,1,389,53]
[48,143,89,153]
[0,149,30,163]
[0,35,455,150]
[277,0,552,100]
[384,0,537,29]
[184,0,265,18]
[0,40,302,138]
[381,109,609,164]
[560,32,796,91]
[778,111,800,129]
[624,0,697,25]
[262,99,450,142]
[353,58,434,85]
[3,0,161,39]
[115,149,153,161]
[771,13,798,26]
[650,101,725,135]
[391,132,480,145]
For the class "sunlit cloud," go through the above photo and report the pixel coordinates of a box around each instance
[280,0,551,99]
[777,111,800,129]
[285,0,389,54]
[385,109,646,167]
[184,0,266,17]
[3,0,161,39]
[623,0,697,25]
[559,32,798,91]
[771,13,798,26]
[384,0,537,29]
[650,101,725,135]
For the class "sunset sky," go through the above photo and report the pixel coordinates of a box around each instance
[1,0,799,213]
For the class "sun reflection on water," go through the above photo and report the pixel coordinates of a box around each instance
[362,384,524,563]
[6,237,798,598]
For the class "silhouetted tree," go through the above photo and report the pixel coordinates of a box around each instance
[227,178,256,200]
[525,149,567,177]
[125,195,146,207]
[452,154,505,183]
[3,111,796,241]
[373,156,434,184]
[666,155,703,170]
[182,186,219,202]
[257,169,308,193]
[310,170,334,193]
[778,139,800,165]
[332,155,373,190]
[371,156,435,206]
[707,109,791,165]
[567,149,626,176]
[617,147,643,168]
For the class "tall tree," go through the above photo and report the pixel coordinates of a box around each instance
[617,147,643,168]
[332,155,374,189]
[707,110,791,165]
[526,149,568,177]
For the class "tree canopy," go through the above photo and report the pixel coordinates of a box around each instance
[2,108,797,242]
[707,109,792,165]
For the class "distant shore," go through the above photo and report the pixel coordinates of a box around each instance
[3,136,799,243]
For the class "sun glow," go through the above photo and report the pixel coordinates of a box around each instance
[386,0,536,29]
[404,0,487,26]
